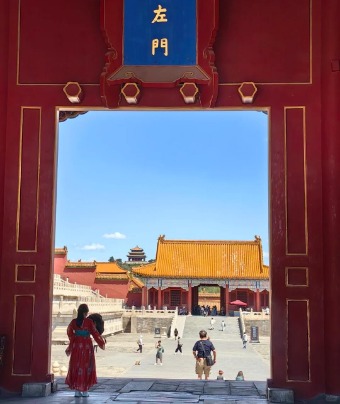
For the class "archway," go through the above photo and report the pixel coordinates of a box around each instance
[0,0,337,400]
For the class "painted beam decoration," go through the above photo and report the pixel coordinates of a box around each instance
[101,0,219,108]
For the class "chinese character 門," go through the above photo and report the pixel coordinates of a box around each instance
[152,38,168,56]
[152,5,167,23]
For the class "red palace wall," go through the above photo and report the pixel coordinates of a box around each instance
[54,253,136,301]
[0,0,340,399]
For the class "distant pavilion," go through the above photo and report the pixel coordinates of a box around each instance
[132,235,269,314]
[125,245,147,264]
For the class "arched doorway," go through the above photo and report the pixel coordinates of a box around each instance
[0,0,338,400]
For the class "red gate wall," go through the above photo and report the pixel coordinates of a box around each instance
[0,0,339,399]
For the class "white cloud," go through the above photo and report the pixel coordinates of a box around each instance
[81,243,105,250]
[103,232,126,239]
[263,251,269,258]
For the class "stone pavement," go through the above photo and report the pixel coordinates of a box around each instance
[0,316,272,402]
[1,378,269,403]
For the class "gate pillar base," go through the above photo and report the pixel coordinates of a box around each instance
[267,388,294,403]
[22,383,51,397]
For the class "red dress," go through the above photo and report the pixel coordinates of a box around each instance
[65,317,105,391]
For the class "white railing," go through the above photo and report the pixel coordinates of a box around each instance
[103,318,123,335]
[52,299,124,315]
[53,274,94,297]
[241,310,270,320]
[123,307,177,315]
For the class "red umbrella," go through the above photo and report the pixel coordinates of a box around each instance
[229,299,247,306]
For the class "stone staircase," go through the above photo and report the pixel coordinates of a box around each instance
[183,315,241,342]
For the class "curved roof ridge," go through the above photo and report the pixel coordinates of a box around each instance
[160,239,261,244]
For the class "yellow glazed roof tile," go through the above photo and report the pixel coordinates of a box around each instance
[95,262,128,274]
[133,237,268,279]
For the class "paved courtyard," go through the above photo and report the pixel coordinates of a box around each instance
[1,316,272,402]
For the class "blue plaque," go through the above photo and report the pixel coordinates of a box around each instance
[124,0,197,66]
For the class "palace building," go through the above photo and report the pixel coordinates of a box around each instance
[54,247,143,306]
[132,235,269,314]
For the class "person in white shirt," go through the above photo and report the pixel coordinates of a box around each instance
[220,320,226,331]
[242,332,248,349]
[136,335,143,353]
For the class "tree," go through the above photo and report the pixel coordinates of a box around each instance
[108,256,115,262]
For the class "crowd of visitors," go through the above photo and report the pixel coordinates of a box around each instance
[65,303,248,396]
[192,304,222,316]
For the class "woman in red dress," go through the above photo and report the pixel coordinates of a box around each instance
[65,304,105,397]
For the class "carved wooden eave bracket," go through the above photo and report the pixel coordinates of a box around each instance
[107,66,210,85]
[59,111,87,123]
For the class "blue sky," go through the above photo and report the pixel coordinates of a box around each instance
[55,111,269,264]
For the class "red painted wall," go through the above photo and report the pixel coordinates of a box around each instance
[54,254,68,275]
[0,0,8,283]
[93,280,128,300]
[0,0,338,399]
[53,253,141,303]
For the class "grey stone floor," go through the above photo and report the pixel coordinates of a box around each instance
[1,378,269,403]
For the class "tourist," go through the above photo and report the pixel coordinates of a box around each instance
[155,340,164,365]
[174,328,179,340]
[65,304,106,397]
[220,320,226,331]
[175,337,183,354]
[242,332,248,349]
[136,335,143,353]
[192,329,216,380]
[216,370,225,380]
[236,370,245,381]
[209,317,215,330]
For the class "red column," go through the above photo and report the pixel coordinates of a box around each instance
[0,106,56,391]
[255,289,261,312]
[145,287,149,307]
[187,284,192,314]
[157,287,162,309]
[224,285,229,316]
[322,1,340,394]
[141,287,147,306]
